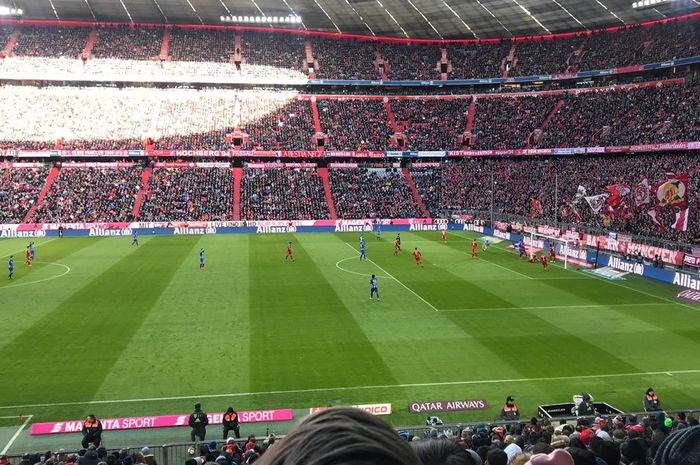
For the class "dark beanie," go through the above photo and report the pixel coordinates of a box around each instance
[653,425,700,465]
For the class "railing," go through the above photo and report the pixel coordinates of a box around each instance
[5,409,698,464]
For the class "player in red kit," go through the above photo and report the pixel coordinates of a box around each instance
[413,248,424,268]
[394,238,400,256]
[441,230,447,243]
[285,242,294,261]
[25,246,32,267]
[540,254,548,270]
[471,239,478,258]
[549,244,556,262]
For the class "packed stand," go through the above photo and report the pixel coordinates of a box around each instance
[435,152,699,242]
[641,18,700,64]
[330,167,425,219]
[12,26,90,58]
[241,31,306,72]
[408,166,441,217]
[447,42,511,79]
[91,25,162,60]
[32,166,141,223]
[240,98,315,151]
[241,167,329,220]
[538,82,699,148]
[0,166,48,224]
[510,36,585,76]
[169,28,234,63]
[472,96,558,150]
[312,37,379,80]
[0,25,14,54]
[379,43,441,80]
[317,99,393,151]
[391,99,470,150]
[140,168,233,221]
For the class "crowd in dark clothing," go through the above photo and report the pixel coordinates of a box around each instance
[379,43,442,80]
[318,99,393,151]
[312,38,379,80]
[391,99,470,150]
[169,28,234,63]
[12,26,90,58]
[509,36,585,76]
[140,168,233,222]
[32,167,141,223]
[241,167,329,220]
[447,42,512,79]
[329,167,424,219]
[91,26,162,60]
[0,167,48,224]
[240,31,306,72]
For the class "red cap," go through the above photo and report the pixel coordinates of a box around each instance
[580,429,595,446]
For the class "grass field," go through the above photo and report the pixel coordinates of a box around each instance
[1,231,699,453]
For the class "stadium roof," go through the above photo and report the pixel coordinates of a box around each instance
[8,0,700,39]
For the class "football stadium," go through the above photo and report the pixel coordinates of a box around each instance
[0,0,699,463]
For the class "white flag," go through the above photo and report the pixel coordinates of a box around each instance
[584,193,609,214]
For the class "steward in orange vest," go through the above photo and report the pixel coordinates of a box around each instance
[643,388,661,411]
[223,406,240,439]
[81,415,103,448]
[500,396,520,421]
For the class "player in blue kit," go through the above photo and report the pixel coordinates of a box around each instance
[517,241,525,258]
[375,222,381,240]
[370,274,379,300]
[131,231,139,246]
[29,242,35,262]
[359,234,367,260]
[8,255,14,280]
[199,248,205,271]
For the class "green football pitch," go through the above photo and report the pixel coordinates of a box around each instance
[1,231,699,453]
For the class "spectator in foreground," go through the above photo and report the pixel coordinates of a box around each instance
[525,450,574,465]
[412,439,477,465]
[653,425,700,465]
[256,407,419,465]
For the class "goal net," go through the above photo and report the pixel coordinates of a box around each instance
[525,232,572,270]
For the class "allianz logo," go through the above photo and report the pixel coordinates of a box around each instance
[608,256,644,275]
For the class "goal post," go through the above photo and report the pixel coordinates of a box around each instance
[527,232,570,270]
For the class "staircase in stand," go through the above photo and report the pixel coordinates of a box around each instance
[233,33,242,62]
[311,99,323,133]
[132,167,152,219]
[402,168,430,218]
[440,48,448,80]
[232,167,242,221]
[159,28,171,60]
[384,101,400,133]
[375,50,387,80]
[1,29,21,58]
[502,42,517,77]
[304,39,316,79]
[540,99,564,132]
[23,166,60,223]
[82,28,97,59]
[318,168,337,220]
[464,99,477,147]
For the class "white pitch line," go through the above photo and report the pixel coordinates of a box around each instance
[0,262,71,290]
[2,370,700,411]
[0,414,32,455]
[2,238,58,259]
[449,232,533,280]
[335,256,391,279]
[439,302,672,312]
[343,242,439,312]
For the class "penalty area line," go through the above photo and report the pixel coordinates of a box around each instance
[449,232,534,280]
[343,242,439,312]
[2,370,700,410]
[0,414,32,455]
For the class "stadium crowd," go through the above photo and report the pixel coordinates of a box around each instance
[241,167,329,220]
[140,168,233,222]
[32,166,141,223]
[472,96,558,150]
[317,99,393,151]
[90,25,162,60]
[240,31,306,72]
[11,26,90,58]
[0,166,48,224]
[312,37,379,80]
[3,406,698,465]
[169,28,234,63]
[379,43,442,80]
[391,99,470,151]
[447,42,511,79]
[329,168,425,219]
[509,36,585,76]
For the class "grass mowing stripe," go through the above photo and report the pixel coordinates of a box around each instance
[248,234,401,394]
[0,236,201,407]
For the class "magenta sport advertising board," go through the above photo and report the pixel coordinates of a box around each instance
[30,409,294,435]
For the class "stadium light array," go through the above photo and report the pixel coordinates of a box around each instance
[220,15,302,24]
[0,6,23,16]
[631,0,677,9]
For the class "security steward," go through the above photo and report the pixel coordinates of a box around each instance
[644,387,661,411]
[223,406,241,439]
[499,396,520,422]
[189,403,209,442]
[81,414,103,448]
